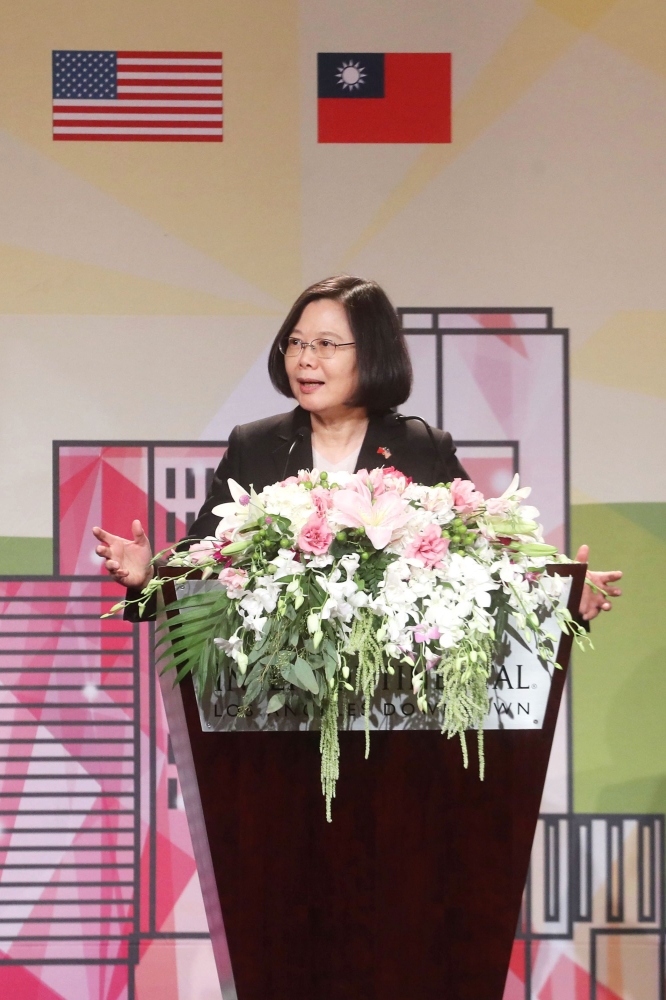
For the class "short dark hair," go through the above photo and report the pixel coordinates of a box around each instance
[267,275,412,414]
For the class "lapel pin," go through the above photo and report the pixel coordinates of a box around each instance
[377,446,392,459]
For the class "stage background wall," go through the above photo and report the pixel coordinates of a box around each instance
[0,1,664,997]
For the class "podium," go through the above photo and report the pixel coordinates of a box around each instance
[159,564,585,1000]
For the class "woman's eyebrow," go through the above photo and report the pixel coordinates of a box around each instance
[291,327,345,339]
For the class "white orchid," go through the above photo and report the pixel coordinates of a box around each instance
[214,632,243,659]
[320,571,368,621]
[270,549,305,579]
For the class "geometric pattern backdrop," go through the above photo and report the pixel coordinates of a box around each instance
[2,312,662,997]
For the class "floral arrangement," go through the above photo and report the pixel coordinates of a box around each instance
[114,467,587,821]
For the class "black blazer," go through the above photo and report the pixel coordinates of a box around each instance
[124,407,467,620]
[189,406,468,540]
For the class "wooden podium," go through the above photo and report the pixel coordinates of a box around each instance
[159,564,585,1000]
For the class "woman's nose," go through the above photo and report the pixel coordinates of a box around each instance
[297,348,317,367]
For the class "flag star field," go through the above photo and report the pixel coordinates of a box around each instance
[53,51,118,99]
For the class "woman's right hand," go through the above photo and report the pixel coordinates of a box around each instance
[92,520,154,589]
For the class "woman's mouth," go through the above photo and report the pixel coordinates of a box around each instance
[297,378,325,394]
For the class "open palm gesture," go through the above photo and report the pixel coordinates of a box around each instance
[92,520,153,589]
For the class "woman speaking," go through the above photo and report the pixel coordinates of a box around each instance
[92,275,621,620]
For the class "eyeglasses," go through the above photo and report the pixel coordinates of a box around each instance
[279,336,356,359]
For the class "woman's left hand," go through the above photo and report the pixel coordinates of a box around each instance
[575,544,623,621]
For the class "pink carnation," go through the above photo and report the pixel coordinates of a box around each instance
[405,524,450,568]
[383,466,412,489]
[218,566,249,594]
[311,486,333,515]
[450,478,484,515]
[297,513,334,555]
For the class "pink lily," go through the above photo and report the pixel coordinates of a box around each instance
[332,481,410,549]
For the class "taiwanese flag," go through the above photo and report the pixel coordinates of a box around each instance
[317,52,451,144]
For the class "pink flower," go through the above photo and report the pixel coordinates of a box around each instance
[450,478,484,514]
[383,466,412,488]
[348,469,385,496]
[405,524,450,568]
[281,476,299,486]
[351,467,411,496]
[218,566,248,594]
[332,481,410,549]
[485,496,512,516]
[311,487,333,515]
[188,540,221,565]
[297,513,334,555]
[414,624,441,644]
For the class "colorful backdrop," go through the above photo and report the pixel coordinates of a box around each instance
[0,1,665,997]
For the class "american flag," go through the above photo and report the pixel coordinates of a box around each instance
[52,50,223,141]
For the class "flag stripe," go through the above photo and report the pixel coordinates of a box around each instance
[53,126,222,135]
[54,114,222,122]
[116,51,222,59]
[117,59,222,67]
[117,93,221,101]
[118,82,221,89]
[54,100,222,109]
[53,102,222,115]
[117,66,222,83]
[54,134,223,141]
[117,86,222,94]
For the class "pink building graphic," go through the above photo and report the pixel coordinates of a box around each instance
[0,311,660,999]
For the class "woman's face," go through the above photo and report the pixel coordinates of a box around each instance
[284,298,361,416]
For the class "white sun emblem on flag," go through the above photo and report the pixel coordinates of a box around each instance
[336,60,367,91]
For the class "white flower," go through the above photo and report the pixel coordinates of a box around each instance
[444,553,498,612]
[404,484,455,523]
[214,633,243,659]
[496,473,532,503]
[320,572,368,621]
[307,553,335,569]
[539,572,564,601]
[498,559,527,587]
[324,470,353,487]
[239,576,281,618]
[212,478,263,538]
[270,549,305,579]
[242,615,267,640]
[338,553,360,579]
[261,482,316,534]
